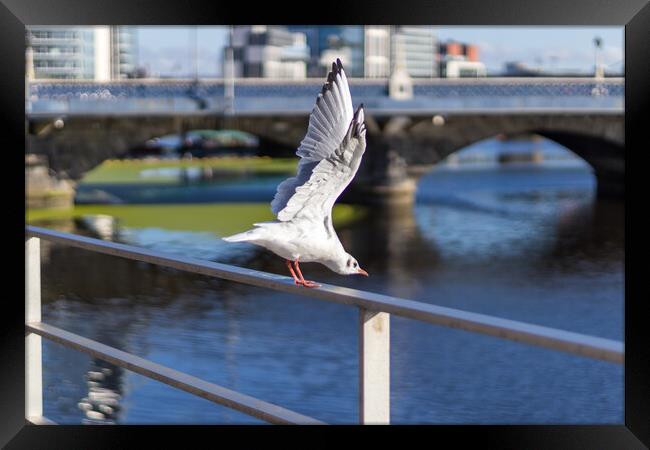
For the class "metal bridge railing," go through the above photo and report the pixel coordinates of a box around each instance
[27,78,624,115]
[25,225,623,425]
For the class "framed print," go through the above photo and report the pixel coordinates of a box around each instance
[3,0,648,447]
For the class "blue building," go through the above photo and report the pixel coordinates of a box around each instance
[287,26,365,77]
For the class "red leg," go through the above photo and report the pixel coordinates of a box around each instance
[286,260,301,285]
[293,260,320,288]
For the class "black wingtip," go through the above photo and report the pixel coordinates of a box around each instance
[323,59,344,91]
[330,60,342,78]
[352,103,365,132]
[351,106,366,138]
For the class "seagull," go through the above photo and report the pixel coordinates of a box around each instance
[223,59,368,288]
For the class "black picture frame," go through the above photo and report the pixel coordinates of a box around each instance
[4,0,649,447]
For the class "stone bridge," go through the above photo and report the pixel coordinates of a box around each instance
[26,78,624,201]
[26,109,624,201]
[229,111,624,200]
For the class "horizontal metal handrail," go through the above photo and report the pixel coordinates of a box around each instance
[26,225,624,364]
[26,322,323,425]
[25,106,625,120]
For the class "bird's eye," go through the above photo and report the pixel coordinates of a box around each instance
[353,262,358,268]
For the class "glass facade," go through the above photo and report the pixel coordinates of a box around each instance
[112,27,138,79]
[228,26,309,79]
[26,26,137,80]
[287,26,365,77]
[28,27,92,79]
[364,26,391,78]
[391,26,438,78]
[287,26,439,78]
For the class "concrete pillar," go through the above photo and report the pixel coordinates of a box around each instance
[344,133,418,207]
[359,309,390,424]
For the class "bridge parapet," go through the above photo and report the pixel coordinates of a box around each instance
[27,78,624,117]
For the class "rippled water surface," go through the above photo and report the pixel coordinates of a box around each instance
[36,152,624,424]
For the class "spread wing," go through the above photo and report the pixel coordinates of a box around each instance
[271,59,355,220]
[275,105,367,224]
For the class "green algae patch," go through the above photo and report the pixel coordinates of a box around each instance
[27,203,367,236]
[82,157,298,185]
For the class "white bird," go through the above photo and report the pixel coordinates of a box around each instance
[223,59,368,288]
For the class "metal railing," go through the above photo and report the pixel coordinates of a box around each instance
[26,78,624,117]
[25,225,624,425]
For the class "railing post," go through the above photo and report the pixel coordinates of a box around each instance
[25,237,43,421]
[359,308,390,424]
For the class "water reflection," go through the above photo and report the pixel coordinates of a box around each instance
[36,163,623,424]
[79,362,123,424]
[339,205,442,299]
[77,173,286,204]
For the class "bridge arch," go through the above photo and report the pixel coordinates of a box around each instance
[26,114,303,180]
[27,111,623,201]
[358,113,623,199]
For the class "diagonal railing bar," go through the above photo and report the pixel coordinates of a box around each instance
[26,225,624,364]
[26,322,324,425]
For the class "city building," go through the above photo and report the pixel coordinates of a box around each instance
[27,27,97,79]
[439,41,480,62]
[364,26,391,78]
[222,26,487,80]
[442,59,487,78]
[390,26,437,78]
[26,26,137,80]
[286,26,439,79]
[226,26,309,79]
[438,40,486,78]
[287,26,365,77]
[110,27,138,79]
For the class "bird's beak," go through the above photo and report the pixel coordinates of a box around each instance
[357,268,369,277]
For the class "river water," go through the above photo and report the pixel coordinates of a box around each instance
[34,142,624,424]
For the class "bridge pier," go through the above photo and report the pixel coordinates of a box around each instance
[344,134,427,207]
[349,180,418,207]
[538,131,625,198]
[595,172,625,198]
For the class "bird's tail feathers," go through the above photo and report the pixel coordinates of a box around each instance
[222,228,261,243]
[222,223,275,243]
[222,232,250,243]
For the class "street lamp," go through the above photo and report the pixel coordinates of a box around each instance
[591,36,608,96]
[191,26,198,81]
[593,36,603,78]
[224,25,235,115]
